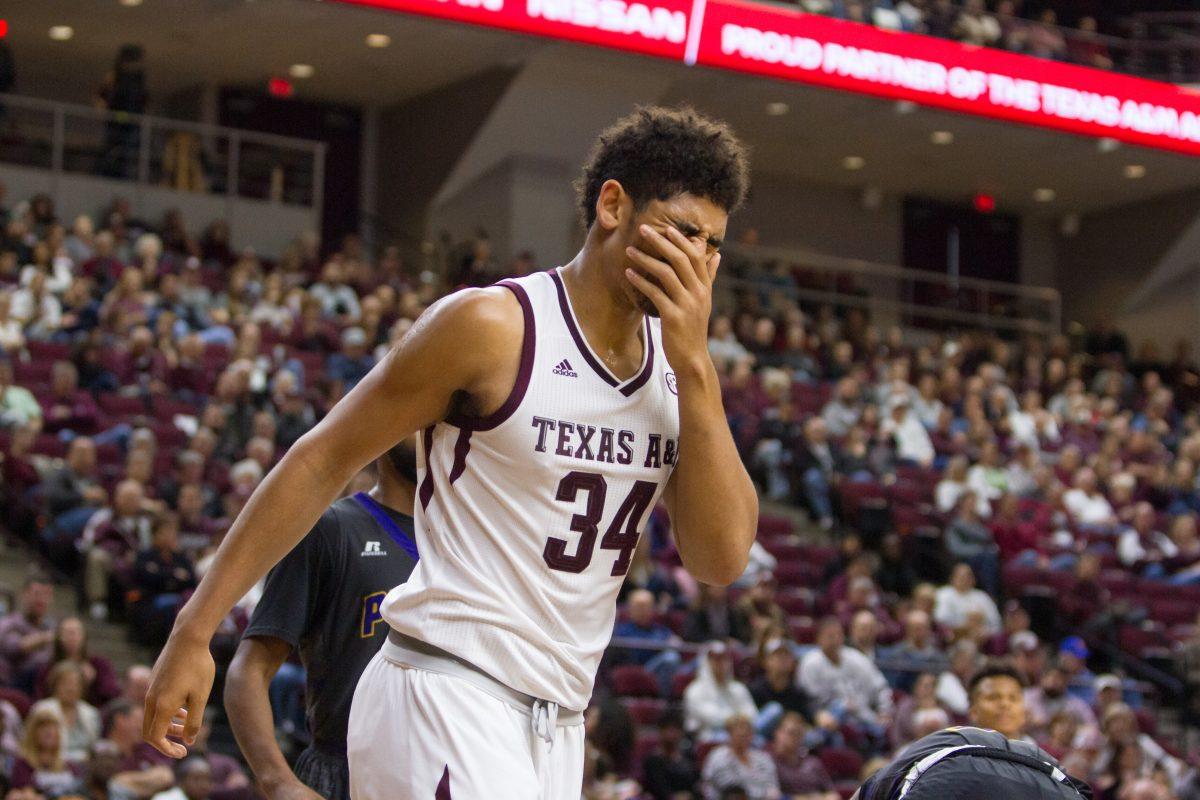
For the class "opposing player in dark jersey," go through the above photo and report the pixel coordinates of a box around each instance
[223,442,418,800]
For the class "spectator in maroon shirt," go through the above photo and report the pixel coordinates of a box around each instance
[80,230,125,297]
[1067,16,1113,70]
[34,616,121,706]
[101,699,175,798]
[167,333,212,400]
[769,712,838,800]
[989,493,1041,562]
[110,326,169,394]
[1060,552,1109,629]
[40,361,100,435]
[288,293,338,354]
[0,574,55,683]
[83,479,155,620]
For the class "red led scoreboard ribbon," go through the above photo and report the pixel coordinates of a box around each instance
[336,0,1200,156]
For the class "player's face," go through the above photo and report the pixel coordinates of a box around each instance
[970,676,1027,738]
[618,193,728,317]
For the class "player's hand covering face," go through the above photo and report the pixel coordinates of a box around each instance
[623,195,726,371]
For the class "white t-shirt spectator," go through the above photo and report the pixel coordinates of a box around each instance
[797,646,893,723]
[1063,489,1116,527]
[708,334,750,370]
[882,410,934,467]
[935,671,970,716]
[21,261,74,296]
[10,289,62,337]
[684,653,759,743]
[937,479,992,518]
[934,585,1001,635]
[1117,527,1176,567]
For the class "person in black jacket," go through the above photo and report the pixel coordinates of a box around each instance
[682,584,752,645]
[130,512,196,647]
[641,710,699,800]
[792,417,840,530]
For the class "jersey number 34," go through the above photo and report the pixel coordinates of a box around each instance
[543,471,658,577]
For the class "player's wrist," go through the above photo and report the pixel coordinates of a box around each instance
[258,768,301,794]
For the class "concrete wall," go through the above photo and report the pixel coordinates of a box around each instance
[0,163,317,258]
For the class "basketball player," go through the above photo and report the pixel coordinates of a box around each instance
[143,106,759,799]
[223,442,418,800]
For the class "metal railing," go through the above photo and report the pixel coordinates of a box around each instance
[719,243,1062,337]
[0,92,325,211]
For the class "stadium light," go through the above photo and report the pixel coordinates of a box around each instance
[842,156,865,170]
[765,102,789,116]
[289,63,315,79]
[1124,164,1146,179]
[1033,188,1056,203]
[119,0,145,6]
[48,25,74,41]
[931,130,954,145]
[366,33,392,48]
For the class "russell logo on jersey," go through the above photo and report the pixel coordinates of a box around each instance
[552,359,579,378]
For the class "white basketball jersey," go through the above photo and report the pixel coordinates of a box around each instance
[380,268,680,711]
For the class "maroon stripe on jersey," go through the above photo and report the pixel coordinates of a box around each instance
[549,269,619,388]
[619,316,656,397]
[445,280,536,431]
[419,425,436,510]
[435,766,452,799]
[448,427,473,484]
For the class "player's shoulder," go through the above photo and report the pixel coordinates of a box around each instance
[427,283,527,339]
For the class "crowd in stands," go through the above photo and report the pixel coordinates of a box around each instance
[795,0,1117,72]
[0,182,1199,800]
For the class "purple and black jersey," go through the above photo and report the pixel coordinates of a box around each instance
[243,494,417,752]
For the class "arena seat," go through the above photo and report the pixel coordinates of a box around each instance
[818,746,864,781]
[0,686,31,717]
[609,665,660,698]
[622,697,667,725]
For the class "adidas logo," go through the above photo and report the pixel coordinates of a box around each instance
[552,359,578,378]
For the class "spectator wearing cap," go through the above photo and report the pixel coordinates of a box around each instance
[0,574,56,691]
[1058,636,1096,703]
[685,642,758,744]
[1093,674,1125,721]
[699,714,781,800]
[769,712,838,800]
[612,588,682,696]
[30,661,101,762]
[797,617,892,743]
[327,326,376,396]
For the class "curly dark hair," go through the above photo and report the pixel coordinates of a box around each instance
[968,660,1026,701]
[574,105,750,228]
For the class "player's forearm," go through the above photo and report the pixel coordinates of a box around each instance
[172,440,354,644]
[225,643,295,790]
[671,356,758,586]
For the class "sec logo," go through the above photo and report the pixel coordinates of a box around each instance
[665,372,677,395]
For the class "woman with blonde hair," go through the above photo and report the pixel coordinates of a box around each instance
[30,660,101,762]
[9,705,84,797]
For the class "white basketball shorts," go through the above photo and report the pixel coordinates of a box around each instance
[347,637,585,800]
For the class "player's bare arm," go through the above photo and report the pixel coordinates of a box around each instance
[225,637,321,800]
[625,222,758,586]
[142,287,524,757]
